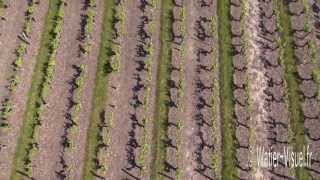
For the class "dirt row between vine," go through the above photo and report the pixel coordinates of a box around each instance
[230,0,252,178]
[0,1,26,102]
[291,0,320,178]
[255,0,292,178]
[0,1,49,179]
[177,0,219,179]
[105,0,161,179]
[246,0,270,179]
[0,1,319,179]
[30,0,105,179]
[232,0,293,179]
[164,0,187,179]
[310,2,320,178]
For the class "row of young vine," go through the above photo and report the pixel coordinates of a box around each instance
[10,1,65,179]
[0,1,38,133]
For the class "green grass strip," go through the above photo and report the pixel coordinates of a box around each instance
[217,0,237,179]
[275,0,309,179]
[81,0,96,55]
[82,0,115,179]
[10,0,63,179]
[0,0,4,8]
[150,0,173,179]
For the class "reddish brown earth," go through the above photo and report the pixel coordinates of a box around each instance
[246,0,274,179]
[179,0,218,179]
[0,1,26,101]
[295,1,320,178]
[251,0,294,178]
[31,0,105,179]
[230,0,252,178]
[70,0,106,178]
[164,0,186,179]
[31,1,83,179]
[0,1,319,179]
[0,1,49,179]
[106,0,161,179]
[102,0,139,178]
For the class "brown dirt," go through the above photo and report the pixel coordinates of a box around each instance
[31,0,105,179]
[0,3,48,179]
[0,1,26,101]
[105,0,161,179]
[66,0,105,178]
[101,0,138,178]
[164,0,185,179]
[299,1,320,178]
[0,1,318,179]
[230,1,251,178]
[180,1,198,179]
[0,1,49,179]
[180,0,218,179]
[31,1,83,179]
[257,0,294,178]
[246,0,270,179]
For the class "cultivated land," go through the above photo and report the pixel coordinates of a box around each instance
[0,0,319,179]
[0,1,49,179]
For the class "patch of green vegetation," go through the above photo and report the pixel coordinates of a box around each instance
[82,0,96,55]
[0,0,4,8]
[137,21,154,175]
[109,3,125,72]
[150,0,173,179]
[10,0,64,179]
[67,64,86,147]
[175,4,187,180]
[217,0,237,179]
[0,98,12,128]
[209,15,222,179]
[23,2,37,36]
[304,2,320,100]
[82,0,116,179]
[275,0,309,179]
[310,41,320,100]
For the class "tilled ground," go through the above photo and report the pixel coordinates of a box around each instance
[101,0,141,178]
[292,0,320,179]
[258,0,292,178]
[179,0,218,179]
[0,1,49,179]
[31,0,105,179]
[246,0,270,179]
[163,0,185,179]
[106,0,161,179]
[0,0,319,180]
[230,0,252,179]
[31,1,83,178]
[248,0,292,179]
[0,1,26,102]
[232,0,299,179]
[309,0,320,178]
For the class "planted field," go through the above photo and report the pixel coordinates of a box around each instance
[0,0,319,179]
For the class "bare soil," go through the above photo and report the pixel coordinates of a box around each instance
[296,1,320,178]
[31,1,83,179]
[246,0,270,179]
[101,0,138,178]
[0,1,49,179]
[180,0,218,179]
[106,0,161,179]
[0,1,318,179]
[31,0,106,179]
[0,1,26,101]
